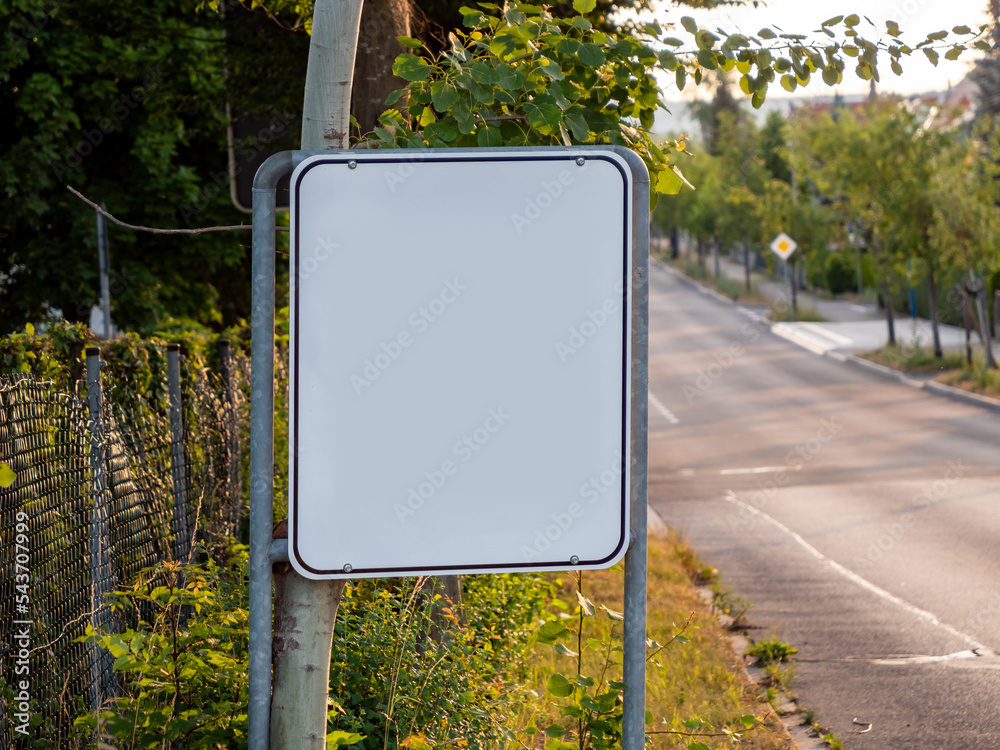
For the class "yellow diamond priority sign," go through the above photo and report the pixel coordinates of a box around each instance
[770,232,797,261]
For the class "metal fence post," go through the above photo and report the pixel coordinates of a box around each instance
[85,348,114,712]
[167,345,190,563]
[218,338,243,538]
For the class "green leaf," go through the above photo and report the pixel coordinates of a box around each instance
[600,604,624,621]
[544,741,577,750]
[554,642,578,656]
[923,48,939,66]
[954,25,972,35]
[538,620,571,643]
[571,16,592,31]
[538,58,565,80]
[393,53,432,82]
[741,714,756,729]
[886,20,901,36]
[758,28,777,40]
[396,36,423,49]
[687,743,711,750]
[945,47,963,61]
[657,168,682,195]
[823,15,844,26]
[475,123,502,147]
[572,0,597,14]
[418,106,436,127]
[0,463,15,488]
[845,14,860,27]
[577,43,605,68]
[546,673,574,697]
[524,99,563,135]
[681,17,698,34]
[564,110,590,141]
[328,732,367,749]
[430,82,460,113]
[780,74,797,92]
[576,590,595,616]
[24,323,34,336]
[544,724,567,738]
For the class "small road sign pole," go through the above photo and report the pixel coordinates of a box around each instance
[621,149,649,750]
[249,150,295,750]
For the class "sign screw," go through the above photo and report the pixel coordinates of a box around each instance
[348,160,357,170]
[570,555,580,565]
[575,157,585,166]
[343,564,353,573]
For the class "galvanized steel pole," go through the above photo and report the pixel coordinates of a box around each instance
[85,347,114,710]
[620,147,649,750]
[96,208,112,338]
[167,345,190,563]
[249,151,294,750]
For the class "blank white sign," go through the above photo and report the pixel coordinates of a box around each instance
[288,149,634,579]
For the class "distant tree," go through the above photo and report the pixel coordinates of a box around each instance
[973,0,1000,117]
[688,73,746,156]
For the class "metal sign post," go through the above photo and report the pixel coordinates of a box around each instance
[249,147,648,750]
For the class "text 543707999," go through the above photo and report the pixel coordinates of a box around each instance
[12,510,32,736]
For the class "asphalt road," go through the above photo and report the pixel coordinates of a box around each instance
[647,261,1000,749]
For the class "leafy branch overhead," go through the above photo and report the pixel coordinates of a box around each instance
[368,2,987,195]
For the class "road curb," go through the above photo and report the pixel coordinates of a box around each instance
[652,257,753,312]
[835,351,1000,411]
[659,258,1000,414]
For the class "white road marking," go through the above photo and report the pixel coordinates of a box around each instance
[723,490,990,653]
[648,391,680,424]
[719,466,788,476]
[868,650,985,666]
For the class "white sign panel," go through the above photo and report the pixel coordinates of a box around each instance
[770,232,797,261]
[288,149,634,579]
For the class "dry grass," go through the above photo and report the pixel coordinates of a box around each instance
[516,532,796,749]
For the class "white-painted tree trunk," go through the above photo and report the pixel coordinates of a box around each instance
[270,0,365,746]
[301,0,366,150]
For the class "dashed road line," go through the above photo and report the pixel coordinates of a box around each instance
[648,391,680,424]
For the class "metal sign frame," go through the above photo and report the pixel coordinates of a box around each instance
[248,146,649,750]
[288,150,633,579]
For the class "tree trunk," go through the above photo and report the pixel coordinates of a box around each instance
[271,556,345,748]
[743,234,751,292]
[351,0,411,136]
[882,279,896,347]
[927,263,942,358]
[971,270,998,369]
[300,0,366,150]
[270,0,365,746]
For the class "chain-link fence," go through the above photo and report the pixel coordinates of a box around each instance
[0,342,249,749]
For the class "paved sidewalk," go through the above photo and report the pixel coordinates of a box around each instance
[710,254,974,354]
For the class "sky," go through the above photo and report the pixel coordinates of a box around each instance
[647,0,993,99]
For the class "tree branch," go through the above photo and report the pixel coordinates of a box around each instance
[66,186,289,234]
